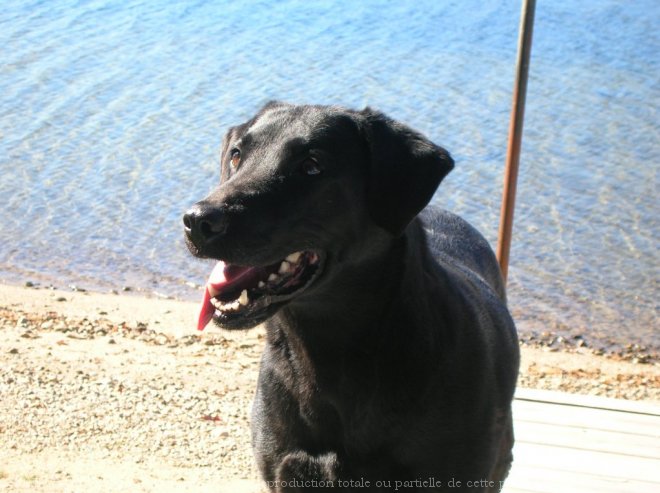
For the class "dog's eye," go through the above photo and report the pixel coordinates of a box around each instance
[230,149,241,168]
[301,157,321,176]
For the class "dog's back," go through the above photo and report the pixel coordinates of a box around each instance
[421,206,506,303]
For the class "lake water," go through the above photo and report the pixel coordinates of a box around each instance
[1,0,657,353]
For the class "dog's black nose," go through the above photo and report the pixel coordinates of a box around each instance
[183,203,228,247]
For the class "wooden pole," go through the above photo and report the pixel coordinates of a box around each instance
[496,0,536,284]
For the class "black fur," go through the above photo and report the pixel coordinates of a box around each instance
[184,102,519,492]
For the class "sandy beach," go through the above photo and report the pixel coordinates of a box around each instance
[1,283,658,492]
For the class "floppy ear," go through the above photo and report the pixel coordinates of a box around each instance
[360,108,454,236]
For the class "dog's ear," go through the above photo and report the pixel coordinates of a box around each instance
[360,108,454,236]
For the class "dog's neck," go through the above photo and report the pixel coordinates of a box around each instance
[267,219,445,374]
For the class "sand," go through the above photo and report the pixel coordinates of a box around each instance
[1,283,658,492]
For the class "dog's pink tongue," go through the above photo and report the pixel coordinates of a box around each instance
[197,261,228,331]
[197,262,257,331]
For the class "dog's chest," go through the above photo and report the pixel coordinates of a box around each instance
[270,341,399,442]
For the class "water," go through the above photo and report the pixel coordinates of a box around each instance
[1,0,658,353]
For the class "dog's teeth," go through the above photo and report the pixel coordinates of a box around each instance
[309,253,319,264]
[286,252,302,264]
[278,261,291,274]
[268,273,279,282]
[211,296,245,312]
[258,281,265,288]
[239,289,249,306]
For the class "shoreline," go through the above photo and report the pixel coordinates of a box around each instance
[9,275,659,363]
[1,283,658,491]
[2,282,658,400]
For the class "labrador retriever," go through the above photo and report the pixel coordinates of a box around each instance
[183,102,519,492]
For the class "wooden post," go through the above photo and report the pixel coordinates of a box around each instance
[496,0,536,284]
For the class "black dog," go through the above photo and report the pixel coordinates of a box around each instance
[183,102,519,492]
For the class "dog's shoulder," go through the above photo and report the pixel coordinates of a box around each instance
[417,206,519,403]
[418,205,506,303]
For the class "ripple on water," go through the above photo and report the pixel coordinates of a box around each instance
[0,0,657,353]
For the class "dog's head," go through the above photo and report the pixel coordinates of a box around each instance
[184,102,453,330]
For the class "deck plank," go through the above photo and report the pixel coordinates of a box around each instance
[501,389,660,493]
[513,400,660,436]
[510,441,660,483]
[514,388,660,415]
[514,420,658,457]
[504,463,658,493]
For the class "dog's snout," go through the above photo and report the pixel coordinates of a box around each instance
[183,203,228,247]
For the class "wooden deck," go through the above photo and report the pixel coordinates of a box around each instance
[503,388,660,493]
[220,389,660,492]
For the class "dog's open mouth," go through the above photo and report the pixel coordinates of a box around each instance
[197,251,322,330]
